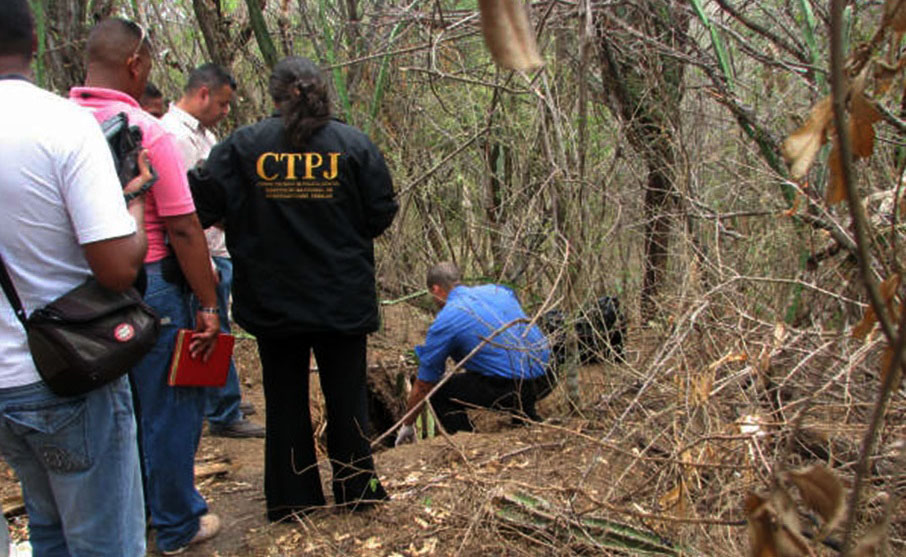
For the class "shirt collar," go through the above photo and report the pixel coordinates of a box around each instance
[167,103,204,133]
[68,86,140,108]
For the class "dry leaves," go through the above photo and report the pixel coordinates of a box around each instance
[781,70,881,205]
[781,96,832,182]
[826,90,881,205]
[850,523,886,556]
[852,274,900,340]
[745,490,811,557]
[746,464,850,555]
[785,465,845,538]
[478,0,543,71]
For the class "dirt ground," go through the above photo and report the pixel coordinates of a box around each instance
[0,303,699,556]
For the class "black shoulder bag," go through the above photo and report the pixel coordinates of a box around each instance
[0,254,160,397]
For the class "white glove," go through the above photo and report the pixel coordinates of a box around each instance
[395,424,416,447]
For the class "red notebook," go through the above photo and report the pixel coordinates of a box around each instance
[168,329,234,387]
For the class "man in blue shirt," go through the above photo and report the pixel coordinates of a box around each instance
[396,262,554,445]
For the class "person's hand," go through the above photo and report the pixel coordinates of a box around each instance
[395,424,416,447]
[190,310,220,361]
[122,150,153,199]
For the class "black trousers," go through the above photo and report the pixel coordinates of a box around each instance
[431,369,558,434]
[256,332,387,521]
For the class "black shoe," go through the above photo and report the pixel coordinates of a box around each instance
[267,504,323,522]
[239,401,256,416]
[209,418,265,438]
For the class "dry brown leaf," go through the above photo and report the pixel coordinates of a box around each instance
[826,141,845,205]
[879,344,903,390]
[773,323,786,349]
[691,373,713,405]
[885,0,906,32]
[708,351,749,371]
[850,93,882,158]
[782,96,833,179]
[770,489,810,557]
[880,274,901,298]
[851,523,886,556]
[853,276,899,339]
[745,490,809,557]
[786,465,845,534]
[659,482,683,509]
[478,0,544,71]
[853,305,877,340]
[745,493,779,557]
[880,274,901,315]
[783,193,802,217]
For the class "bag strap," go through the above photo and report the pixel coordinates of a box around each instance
[0,253,28,327]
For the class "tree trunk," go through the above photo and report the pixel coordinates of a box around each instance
[192,0,234,69]
[595,1,689,322]
[244,0,279,69]
[37,0,90,92]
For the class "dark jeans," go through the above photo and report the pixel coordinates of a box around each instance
[130,265,207,552]
[256,332,387,521]
[191,256,243,428]
[431,369,557,434]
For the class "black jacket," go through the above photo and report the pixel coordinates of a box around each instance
[190,117,398,336]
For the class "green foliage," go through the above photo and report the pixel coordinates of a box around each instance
[28,0,46,88]
[317,0,353,124]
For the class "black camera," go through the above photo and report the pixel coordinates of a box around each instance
[101,112,148,187]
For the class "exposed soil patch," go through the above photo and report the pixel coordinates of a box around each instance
[1,303,733,556]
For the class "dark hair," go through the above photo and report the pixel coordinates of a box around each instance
[142,81,163,99]
[268,57,330,149]
[0,0,34,60]
[185,63,236,94]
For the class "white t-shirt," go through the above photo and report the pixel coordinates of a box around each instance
[160,104,228,258]
[0,79,137,388]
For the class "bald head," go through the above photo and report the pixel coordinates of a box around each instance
[84,18,152,101]
[86,18,147,67]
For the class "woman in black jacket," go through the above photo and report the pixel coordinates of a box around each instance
[190,56,396,520]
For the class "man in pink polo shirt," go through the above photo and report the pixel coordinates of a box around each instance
[70,18,222,555]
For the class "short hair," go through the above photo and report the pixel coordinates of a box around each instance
[86,18,148,67]
[0,0,34,60]
[185,63,236,93]
[142,81,162,100]
[426,262,462,290]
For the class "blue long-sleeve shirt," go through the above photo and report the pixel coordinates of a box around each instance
[415,285,550,382]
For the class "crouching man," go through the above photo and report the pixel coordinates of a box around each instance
[396,262,555,446]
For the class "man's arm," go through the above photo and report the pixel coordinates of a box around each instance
[83,230,145,292]
[82,151,153,291]
[403,378,436,426]
[165,212,220,359]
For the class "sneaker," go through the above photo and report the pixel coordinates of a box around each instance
[209,418,265,438]
[239,401,256,416]
[161,513,220,555]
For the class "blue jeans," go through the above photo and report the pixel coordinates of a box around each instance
[192,257,242,429]
[131,266,207,552]
[0,377,145,556]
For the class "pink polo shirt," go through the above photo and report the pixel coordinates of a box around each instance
[70,87,196,263]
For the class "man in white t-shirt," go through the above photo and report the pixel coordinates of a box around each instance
[161,63,265,438]
[0,2,150,554]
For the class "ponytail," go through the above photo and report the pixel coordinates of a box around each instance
[268,57,331,150]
